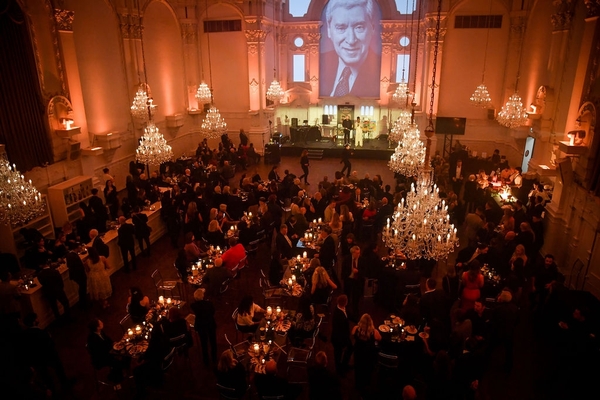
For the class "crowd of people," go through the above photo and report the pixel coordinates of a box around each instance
[1,137,598,399]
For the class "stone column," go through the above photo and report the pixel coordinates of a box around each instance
[245,25,270,153]
[54,8,89,147]
[180,19,200,110]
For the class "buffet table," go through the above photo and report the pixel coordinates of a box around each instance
[12,201,166,328]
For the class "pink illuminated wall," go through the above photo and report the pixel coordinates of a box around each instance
[71,0,129,134]
[144,1,186,118]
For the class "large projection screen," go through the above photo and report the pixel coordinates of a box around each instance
[319,0,382,98]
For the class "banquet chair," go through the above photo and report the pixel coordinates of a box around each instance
[364,278,378,298]
[377,352,399,369]
[260,396,285,400]
[224,333,249,362]
[86,344,123,396]
[231,308,256,342]
[119,314,133,334]
[259,270,281,308]
[217,383,250,400]
[246,238,261,257]
[173,265,188,302]
[151,269,180,299]
[169,333,190,358]
[313,290,334,325]
[404,284,421,297]
[286,322,321,384]
[161,347,177,372]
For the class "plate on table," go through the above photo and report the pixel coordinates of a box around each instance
[113,341,126,351]
[392,317,404,325]
[129,342,149,356]
[405,326,418,335]
[378,325,390,333]
[418,332,429,339]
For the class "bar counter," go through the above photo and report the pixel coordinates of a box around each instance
[12,201,166,328]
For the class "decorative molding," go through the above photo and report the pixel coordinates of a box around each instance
[306,32,320,45]
[118,13,142,39]
[249,78,259,93]
[309,44,318,55]
[583,37,600,105]
[382,45,391,55]
[551,12,573,30]
[247,43,257,55]
[54,9,74,32]
[381,32,394,44]
[47,2,68,99]
[181,21,197,44]
[245,29,267,43]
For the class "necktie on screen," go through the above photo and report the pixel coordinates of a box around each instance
[334,67,351,96]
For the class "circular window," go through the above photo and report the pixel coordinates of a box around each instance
[294,37,304,48]
[399,36,410,47]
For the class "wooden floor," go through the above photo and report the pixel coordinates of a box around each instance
[28,156,580,399]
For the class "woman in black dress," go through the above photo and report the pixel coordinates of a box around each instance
[103,179,119,221]
[351,313,382,394]
[298,149,310,185]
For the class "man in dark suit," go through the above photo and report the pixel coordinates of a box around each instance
[89,229,109,258]
[342,116,353,143]
[88,188,108,232]
[204,258,231,299]
[331,295,353,376]
[66,249,87,308]
[317,225,337,281]
[22,313,68,390]
[37,261,70,320]
[340,144,352,177]
[420,278,450,326]
[268,165,281,182]
[276,224,294,260]
[308,351,342,400]
[450,159,465,196]
[132,207,151,257]
[341,245,365,321]
[117,216,137,272]
[319,0,380,98]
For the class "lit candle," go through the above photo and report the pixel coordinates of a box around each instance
[135,325,141,333]
[167,297,172,305]
[305,233,308,239]
[266,306,272,316]
[288,278,293,286]
[261,358,265,364]
[253,343,260,352]
[230,226,234,231]
[128,328,133,336]
[303,251,307,259]
[210,245,214,251]
[249,212,252,217]
[216,246,220,252]
[276,306,281,315]
[159,296,164,304]
[318,218,322,223]
[297,255,301,261]
[313,219,317,224]
[292,275,296,282]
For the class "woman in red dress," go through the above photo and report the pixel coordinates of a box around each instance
[461,261,484,310]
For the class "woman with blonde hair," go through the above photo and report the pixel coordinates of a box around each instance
[351,313,381,393]
[205,219,224,247]
[500,207,515,235]
[216,349,247,394]
[311,266,337,304]
[510,244,528,268]
[329,212,343,236]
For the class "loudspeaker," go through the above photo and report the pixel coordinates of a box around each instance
[322,114,329,125]
[291,118,298,127]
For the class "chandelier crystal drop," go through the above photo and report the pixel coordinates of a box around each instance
[496,92,528,128]
[266,79,285,102]
[382,175,459,260]
[389,108,413,142]
[130,84,156,121]
[388,124,425,177]
[469,83,492,108]
[200,106,228,139]
[0,153,45,225]
[136,123,173,165]
[195,82,212,105]
[392,80,410,106]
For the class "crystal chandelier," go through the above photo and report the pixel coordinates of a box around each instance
[496,92,528,128]
[392,80,410,106]
[389,108,413,142]
[383,0,458,261]
[388,124,425,177]
[131,84,156,121]
[195,82,212,105]
[382,175,458,259]
[266,77,285,102]
[470,0,494,108]
[200,106,228,139]
[0,150,45,225]
[470,83,492,108]
[136,123,173,165]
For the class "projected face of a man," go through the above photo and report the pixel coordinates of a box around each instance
[328,5,373,68]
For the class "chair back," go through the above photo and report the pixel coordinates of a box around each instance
[217,383,245,400]
[119,314,133,334]
[151,269,162,285]
[405,284,421,296]
[161,347,176,371]
[261,395,285,400]
[378,352,399,369]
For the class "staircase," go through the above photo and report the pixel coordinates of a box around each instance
[307,149,323,160]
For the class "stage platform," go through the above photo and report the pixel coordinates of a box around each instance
[278,137,394,160]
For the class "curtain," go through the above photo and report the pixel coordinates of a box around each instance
[0,0,53,171]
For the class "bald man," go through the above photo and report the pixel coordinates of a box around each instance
[402,385,417,400]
